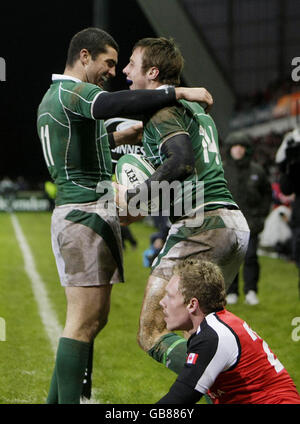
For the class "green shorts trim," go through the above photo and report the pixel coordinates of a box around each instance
[151,215,225,272]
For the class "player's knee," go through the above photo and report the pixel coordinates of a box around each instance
[137,310,152,351]
[137,332,154,353]
[94,314,109,336]
[137,327,147,351]
[137,326,168,353]
[78,318,107,341]
[137,315,166,352]
[137,276,169,351]
[64,312,109,342]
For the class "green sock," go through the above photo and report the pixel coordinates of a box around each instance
[56,337,91,404]
[148,333,187,374]
[81,341,94,399]
[46,364,58,404]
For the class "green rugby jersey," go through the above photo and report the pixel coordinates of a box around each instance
[142,96,236,221]
[37,74,112,206]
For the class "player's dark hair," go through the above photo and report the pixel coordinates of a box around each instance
[133,37,184,86]
[66,27,119,67]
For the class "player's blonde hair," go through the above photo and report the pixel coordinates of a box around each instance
[174,259,226,315]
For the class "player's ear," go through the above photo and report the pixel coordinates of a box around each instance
[147,66,160,81]
[79,49,91,66]
[187,297,198,313]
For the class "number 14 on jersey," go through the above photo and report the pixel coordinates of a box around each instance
[199,124,220,165]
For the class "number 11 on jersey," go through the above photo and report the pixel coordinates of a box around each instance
[40,124,55,167]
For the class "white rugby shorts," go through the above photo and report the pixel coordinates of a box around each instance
[151,208,250,289]
[51,200,123,287]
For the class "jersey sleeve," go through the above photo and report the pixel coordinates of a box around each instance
[59,82,104,119]
[176,326,235,395]
[156,380,202,404]
[155,332,217,404]
[146,105,189,145]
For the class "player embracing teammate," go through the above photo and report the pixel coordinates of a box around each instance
[115,37,249,374]
[37,28,213,404]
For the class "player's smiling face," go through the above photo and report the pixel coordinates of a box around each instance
[86,45,118,88]
[160,275,192,331]
[123,47,149,90]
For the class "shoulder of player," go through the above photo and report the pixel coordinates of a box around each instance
[58,81,104,114]
[188,315,220,348]
[178,98,206,113]
[185,318,221,364]
[185,313,241,373]
[59,80,102,96]
[154,103,184,118]
[194,311,240,345]
[153,100,208,128]
[147,104,184,128]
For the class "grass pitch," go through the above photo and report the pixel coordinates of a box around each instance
[0,212,299,404]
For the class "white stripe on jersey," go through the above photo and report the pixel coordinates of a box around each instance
[91,91,107,120]
[37,112,69,128]
[58,82,71,181]
[60,86,94,104]
[195,313,239,394]
[96,120,108,176]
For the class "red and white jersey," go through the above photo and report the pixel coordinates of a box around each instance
[178,309,300,404]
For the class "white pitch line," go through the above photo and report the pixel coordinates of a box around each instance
[10,213,62,354]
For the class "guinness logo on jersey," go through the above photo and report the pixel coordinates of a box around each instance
[112,144,145,157]
[104,117,145,170]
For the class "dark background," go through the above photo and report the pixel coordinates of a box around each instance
[0,0,155,187]
[1,1,299,188]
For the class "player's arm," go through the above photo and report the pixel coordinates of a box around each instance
[176,87,213,112]
[149,133,195,182]
[92,87,212,119]
[156,380,203,404]
[108,122,143,148]
[114,133,195,225]
[126,133,195,203]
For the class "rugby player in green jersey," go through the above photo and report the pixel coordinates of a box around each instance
[37,28,212,404]
[115,37,250,375]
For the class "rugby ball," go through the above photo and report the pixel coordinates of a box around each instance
[115,154,159,213]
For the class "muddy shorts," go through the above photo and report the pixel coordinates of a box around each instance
[51,200,123,287]
[151,208,250,289]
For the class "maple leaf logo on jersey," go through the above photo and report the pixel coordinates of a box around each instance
[186,353,198,364]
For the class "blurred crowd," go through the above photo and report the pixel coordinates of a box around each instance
[218,76,300,266]
[230,76,300,130]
